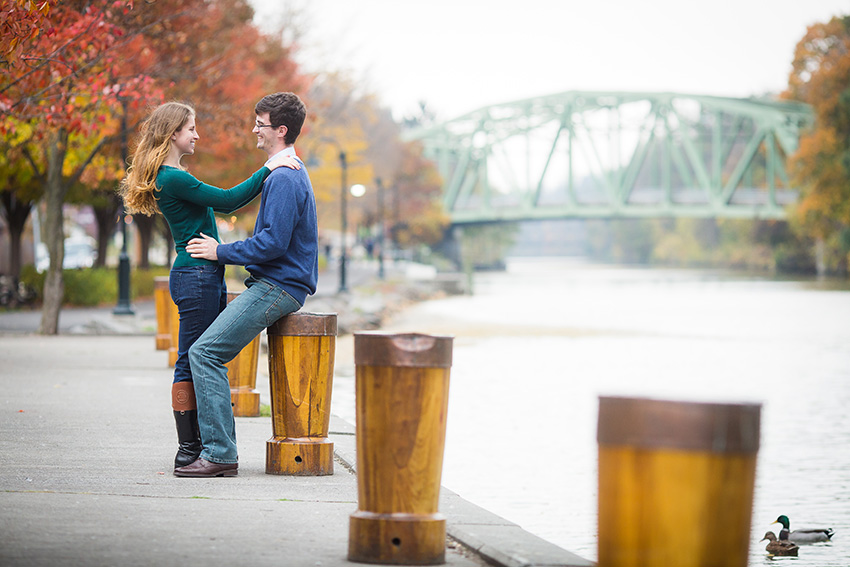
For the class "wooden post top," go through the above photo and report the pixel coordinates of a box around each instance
[597,396,761,454]
[354,332,453,368]
[268,312,338,336]
[154,276,169,286]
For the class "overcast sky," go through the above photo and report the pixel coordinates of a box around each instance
[250,0,849,121]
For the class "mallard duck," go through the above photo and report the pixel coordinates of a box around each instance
[760,531,799,557]
[773,515,835,543]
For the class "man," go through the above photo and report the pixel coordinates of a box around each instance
[175,92,318,477]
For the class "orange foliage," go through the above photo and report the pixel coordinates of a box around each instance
[0,0,52,63]
[783,15,850,240]
[107,0,311,191]
[1,1,162,139]
[301,74,448,249]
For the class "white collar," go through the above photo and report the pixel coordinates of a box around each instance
[264,146,298,169]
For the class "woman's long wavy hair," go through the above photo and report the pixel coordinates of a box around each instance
[119,102,195,216]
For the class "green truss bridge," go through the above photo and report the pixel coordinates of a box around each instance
[411,91,813,224]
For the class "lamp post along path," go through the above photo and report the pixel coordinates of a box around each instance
[338,150,348,294]
[306,141,359,295]
[376,177,385,280]
[113,97,134,315]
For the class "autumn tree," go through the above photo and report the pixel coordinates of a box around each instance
[0,130,41,278]
[1,0,164,333]
[302,73,447,259]
[109,0,310,266]
[1,2,51,277]
[1,0,310,332]
[784,15,850,274]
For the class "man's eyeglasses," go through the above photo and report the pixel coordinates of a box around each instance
[254,121,275,129]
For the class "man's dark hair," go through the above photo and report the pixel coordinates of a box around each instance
[255,92,306,145]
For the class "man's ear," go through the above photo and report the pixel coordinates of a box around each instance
[278,125,288,141]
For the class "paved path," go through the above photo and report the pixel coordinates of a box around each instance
[0,272,594,567]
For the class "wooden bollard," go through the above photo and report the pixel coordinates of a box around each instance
[223,290,261,417]
[597,396,761,567]
[167,292,179,367]
[265,312,337,475]
[153,276,171,350]
[349,332,453,565]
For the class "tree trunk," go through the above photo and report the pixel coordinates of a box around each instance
[0,190,34,279]
[39,130,69,335]
[93,194,122,268]
[133,213,155,269]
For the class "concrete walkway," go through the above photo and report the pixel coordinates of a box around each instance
[0,305,593,566]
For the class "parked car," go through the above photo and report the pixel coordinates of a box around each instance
[35,238,97,272]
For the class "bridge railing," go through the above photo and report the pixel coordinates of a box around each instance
[409,91,813,223]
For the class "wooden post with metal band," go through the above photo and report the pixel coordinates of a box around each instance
[265,312,337,475]
[167,291,179,367]
[223,290,261,417]
[597,396,761,567]
[153,276,171,351]
[348,332,453,566]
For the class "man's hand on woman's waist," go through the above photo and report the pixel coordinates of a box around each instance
[186,232,219,261]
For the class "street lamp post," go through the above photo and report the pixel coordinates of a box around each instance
[376,177,385,280]
[113,98,134,315]
[338,150,348,294]
[391,179,400,263]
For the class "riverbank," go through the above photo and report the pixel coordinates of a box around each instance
[303,272,464,335]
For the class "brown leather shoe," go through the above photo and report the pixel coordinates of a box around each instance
[173,457,238,477]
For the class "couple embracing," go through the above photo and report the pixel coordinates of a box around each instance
[121,92,318,477]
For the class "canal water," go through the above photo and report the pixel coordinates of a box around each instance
[332,257,850,565]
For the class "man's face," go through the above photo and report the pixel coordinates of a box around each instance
[253,112,278,153]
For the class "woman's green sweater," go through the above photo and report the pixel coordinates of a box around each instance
[155,165,271,267]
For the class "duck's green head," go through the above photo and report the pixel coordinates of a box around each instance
[773,515,790,529]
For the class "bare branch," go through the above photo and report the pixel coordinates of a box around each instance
[21,146,45,181]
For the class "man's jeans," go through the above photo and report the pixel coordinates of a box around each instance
[169,265,227,384]
[188,276,301,464]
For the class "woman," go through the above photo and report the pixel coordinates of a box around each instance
[120,101,299,470]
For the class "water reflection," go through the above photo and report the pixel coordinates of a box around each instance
[334,258,850,565]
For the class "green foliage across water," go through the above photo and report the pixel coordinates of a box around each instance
[583,218,818,274]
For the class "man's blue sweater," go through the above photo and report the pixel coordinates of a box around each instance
[216,164,318,305]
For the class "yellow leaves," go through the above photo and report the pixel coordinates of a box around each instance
[3,119,35,146]
[786,15,850,241]
[299,118,374,219]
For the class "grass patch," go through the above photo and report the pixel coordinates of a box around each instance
[19,265,170,306]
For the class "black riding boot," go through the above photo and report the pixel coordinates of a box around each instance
[173,409,202,468]
[172,382,201,469]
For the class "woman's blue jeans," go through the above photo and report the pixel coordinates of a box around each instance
[168,265,227,384]
[188,276,301,464]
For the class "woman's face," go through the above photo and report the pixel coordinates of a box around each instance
[171,115,199,156]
